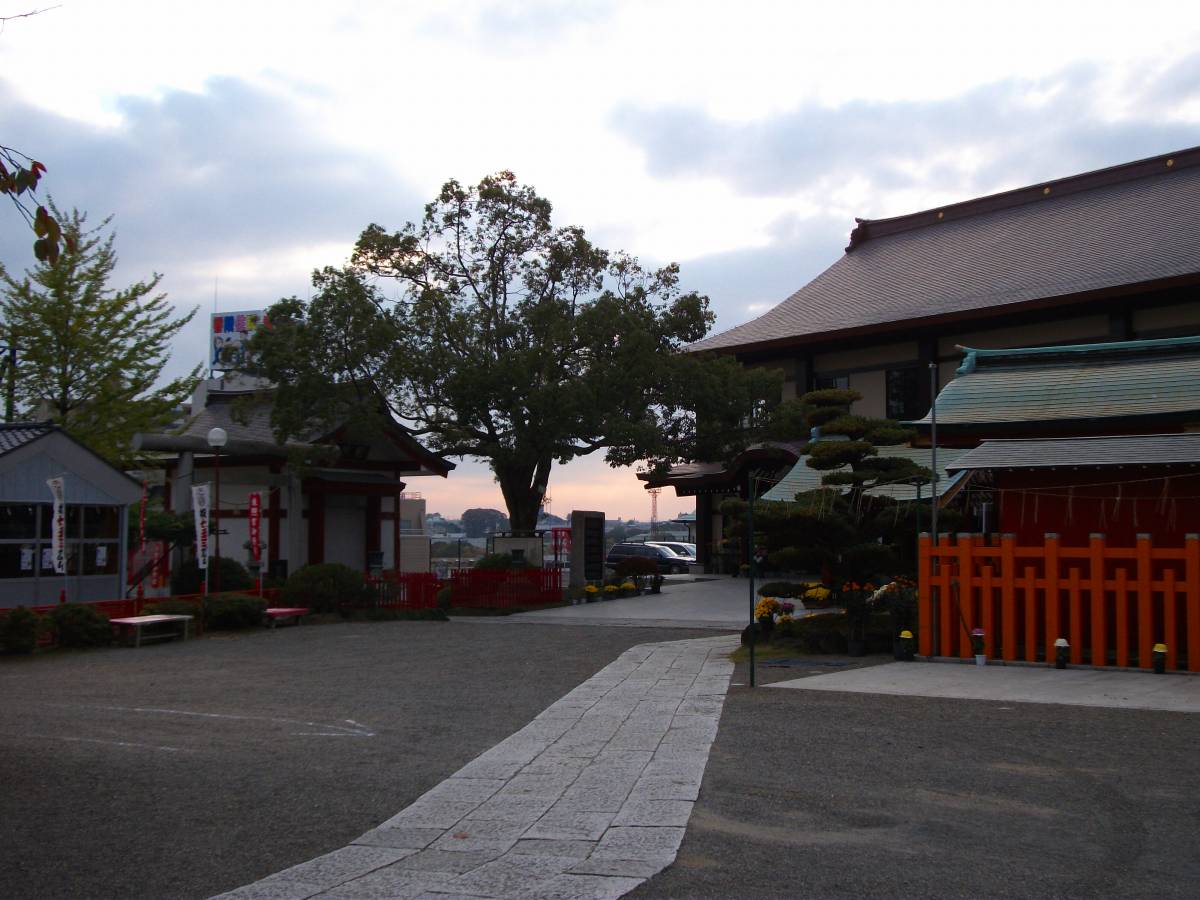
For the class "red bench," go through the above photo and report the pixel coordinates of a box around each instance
[264,607,310,628]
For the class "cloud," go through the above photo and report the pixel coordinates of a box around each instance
[612,57,1200,212]
[0,76,428,376]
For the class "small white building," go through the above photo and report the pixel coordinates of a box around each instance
[0,424,142,606]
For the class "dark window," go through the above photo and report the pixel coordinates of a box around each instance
[0,544,37,579]
[82,506,119,539]
[886,367,922,420]
[0,504,36,540]
[815,374,849,391]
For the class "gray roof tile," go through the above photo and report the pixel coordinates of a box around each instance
[0,423,53,456]
[947,433,1200,471]
[690,148,1200,354]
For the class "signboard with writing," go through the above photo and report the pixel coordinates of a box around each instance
[192,484,210,570]
[46,476,66,574]
[211,310,269,372]
[248,492,262,562]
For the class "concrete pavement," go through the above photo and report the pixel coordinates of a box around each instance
[213,635,739,900]
[768,660,1200,713]
[513,577,755,630]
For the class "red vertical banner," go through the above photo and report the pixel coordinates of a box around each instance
[248,492,262,561]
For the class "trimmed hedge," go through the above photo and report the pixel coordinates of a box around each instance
[282,563,372,614]
[1,607,41,654]
[203,593,266,629]
[170,556,253,595]
[48,604,112,648]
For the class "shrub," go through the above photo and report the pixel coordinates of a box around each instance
[837,543,900,582]
[616,557,658,579]
[282,563,371,614]
[170,556,253,595]
[435,586,453,611]
[757,581,812,599]
[143,598,203,617]
[767,546,823,574]
[1,607,41,654]
[48,604,112,648]
[203,593,266,629]
[473,553,528,571]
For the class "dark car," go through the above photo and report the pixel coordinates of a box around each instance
[605,542,692,574]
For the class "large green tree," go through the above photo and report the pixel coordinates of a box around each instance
[0,204,201,464]
[256,172,779,532]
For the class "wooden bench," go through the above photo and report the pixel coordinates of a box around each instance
[264,607,311,628]
[110,614,194,647]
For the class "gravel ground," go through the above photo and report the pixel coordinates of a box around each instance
[633,659,1200,899]
[0,619,716,900]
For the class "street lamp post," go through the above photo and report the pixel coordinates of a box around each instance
[207,427,227,593]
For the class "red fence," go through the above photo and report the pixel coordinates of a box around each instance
[919,532,1200,672]
[369,571,440,609]
[447,567,563,609]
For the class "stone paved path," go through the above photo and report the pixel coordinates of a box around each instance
[213,634,737,900]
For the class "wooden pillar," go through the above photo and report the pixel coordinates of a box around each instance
[307,483,325,565]
[366,495,382,571]
[268,463,281,563]
[1000,534,1017,661]
[1136,533,1153,669]
[1186,534,1200,673]
[918,533,933,657]
[1089,533,1107,667]
[1044,533,1060,663]
[956,533,974,658]
[393,489,402,572]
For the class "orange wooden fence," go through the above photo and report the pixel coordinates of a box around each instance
[918,532,1200,672]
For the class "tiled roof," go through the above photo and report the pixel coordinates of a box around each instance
[690,147,1200,354]
[135,391,454,475]
[912,336,1200,427]
[638,441,807,489]
[0,422,53,456]
[761,445,970,503]
[947,433,1200,472]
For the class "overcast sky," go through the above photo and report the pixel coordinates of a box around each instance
[3,1,1198,520]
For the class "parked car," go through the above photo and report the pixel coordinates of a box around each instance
[646,541,696,559]
[605,542,693,574]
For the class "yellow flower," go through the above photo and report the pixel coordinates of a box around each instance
[584,584,599,593]
[621,581,636,590]
[604,584,618,592]
[777,614,794,625]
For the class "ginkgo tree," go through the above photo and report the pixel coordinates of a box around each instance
[0,204,201,463]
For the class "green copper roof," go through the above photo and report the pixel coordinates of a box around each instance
[915,336,1200,427]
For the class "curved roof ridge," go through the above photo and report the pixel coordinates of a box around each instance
[846,145,1200,251]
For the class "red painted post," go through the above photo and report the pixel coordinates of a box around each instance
[1186,534,1200,673]
[1115,568,1130,668]
[1090,533,1107,667]
[981,565,995,659]
[1024,566,1038,662]
[1068,567,1083,665]
[1163,569,1179,672]
[1001,533,1017,661]
[1044,533,1060,664]
[940,551,955,660]
[918,533,933,657]
[957,534,974,659]
[1135,534,1153,669]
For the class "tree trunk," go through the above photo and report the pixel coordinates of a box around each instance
[494,456,552,536]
